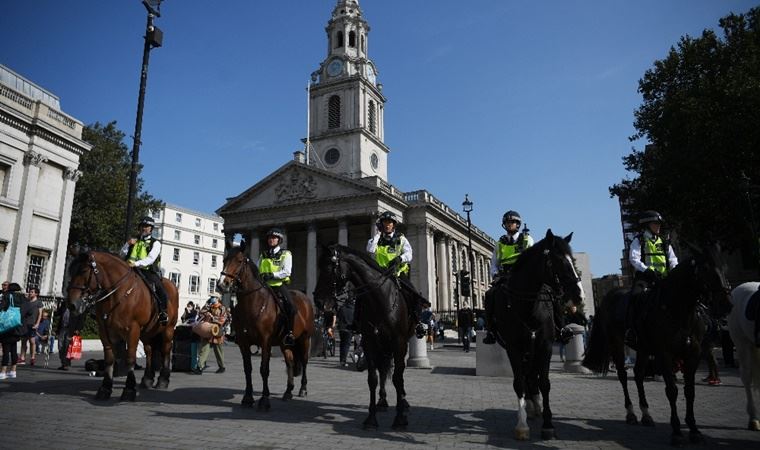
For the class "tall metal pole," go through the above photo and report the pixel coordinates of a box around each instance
[466,209,475,307]
[125,6,161,241]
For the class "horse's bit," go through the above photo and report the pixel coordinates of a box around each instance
[68,253,133,313]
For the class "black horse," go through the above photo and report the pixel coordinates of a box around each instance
[313,244,415,430]
[490,229,586,440]
[582,243,731,446]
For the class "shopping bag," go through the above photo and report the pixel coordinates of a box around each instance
[0,296,22,334]
[66,335,83,360]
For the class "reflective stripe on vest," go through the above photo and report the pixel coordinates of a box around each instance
[128,238,156,271]
[260,250,291,287]
[642,236,668,275]
[497,234,527,267]
[375,236,409,276]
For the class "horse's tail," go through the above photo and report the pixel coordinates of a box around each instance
[582,294,613,375]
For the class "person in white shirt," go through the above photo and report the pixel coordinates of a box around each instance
[120,216,167,324]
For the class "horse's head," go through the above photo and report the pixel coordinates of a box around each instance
[218,240,256,293]
[66,252,103,316]
[681,241,732,315]
[313,245,350,313]
[537,229,585,305]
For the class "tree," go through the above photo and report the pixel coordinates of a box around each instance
[611,7,760,266]
[69,121,163,251]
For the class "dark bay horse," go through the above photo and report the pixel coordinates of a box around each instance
[582,243,731,445]
[67,251,178,401]
[218,243,314,411]
[313,244,417,430]
[490,229,585,440]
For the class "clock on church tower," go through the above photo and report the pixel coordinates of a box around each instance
[305,0,390,182]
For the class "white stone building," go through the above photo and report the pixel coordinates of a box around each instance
[150,204,224,312]
[0,65,91,295]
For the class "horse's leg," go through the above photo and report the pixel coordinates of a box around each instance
[391,347,409,430]
[96,342,115,400]
[524,373,539,420]
[683,352,703,443]
[239,343,255,407]
[376,357,389,412]
[140,339,155,389]
[507,347,530,440]
[298,336,309,397]
[538,344,555,439]
[282,346,295,401]
[156,331,173,389]
[736,339,760,430]
[258,343,272,411]
[660,355,685,446]
[119,329,140,401]
[632,351,654,426]
[363,353,379,429]
[613,343,636,424]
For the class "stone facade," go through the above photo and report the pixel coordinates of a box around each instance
[0,65,91,295]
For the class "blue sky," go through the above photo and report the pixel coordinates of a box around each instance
[2,0,754,277]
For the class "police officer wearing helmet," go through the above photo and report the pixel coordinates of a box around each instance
[121,216,168,325]
[259,228,297,346]
[482,210,534,344]
[625,210,679,346]
[366,211,428,339]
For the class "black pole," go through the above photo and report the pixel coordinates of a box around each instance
[124,11,156,241]
[466,210,475,307]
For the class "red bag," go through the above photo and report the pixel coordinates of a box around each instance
[66,335,83,360]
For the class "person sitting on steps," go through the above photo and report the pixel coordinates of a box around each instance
[259,228,296,347]
[121,216,168,325]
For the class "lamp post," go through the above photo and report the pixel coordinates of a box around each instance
[124,0,164,240]
[462,194,475,307]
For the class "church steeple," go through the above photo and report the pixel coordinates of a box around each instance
[306,0,389,181]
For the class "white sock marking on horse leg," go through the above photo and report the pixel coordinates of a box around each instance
[516,396,529,431]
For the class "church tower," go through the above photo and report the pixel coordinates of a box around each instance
[307,0,389,181]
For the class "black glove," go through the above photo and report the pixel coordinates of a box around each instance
[643,268,658,283]
[387,258,401,270]
[261,273,274,282]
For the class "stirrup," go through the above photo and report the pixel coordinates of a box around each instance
[283,332,295,346]
[158,311,169,325]
[483,332,496,344]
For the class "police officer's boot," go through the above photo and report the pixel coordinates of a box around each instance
[624,298,637,347]
[483,293,496,344]
[155,282,169,325]
[283,308,296,347]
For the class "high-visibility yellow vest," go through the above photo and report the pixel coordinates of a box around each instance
[641,235,668,275]
[128,237,159,271]
[259,249,291,287]
[375,235,410,276]
[497,233,530,268]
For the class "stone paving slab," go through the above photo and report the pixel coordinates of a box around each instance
[1,341,757,449]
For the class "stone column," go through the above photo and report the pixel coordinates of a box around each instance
[50,168,81,295]
[435,235,450,311]
[9,150,47,283]
[406,335,431,369]
[338,220,348,246]
[414,223,436,304]
[306,222,318,298]
[248,229,260,260]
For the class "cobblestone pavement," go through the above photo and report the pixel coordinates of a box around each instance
[1,340,757,450]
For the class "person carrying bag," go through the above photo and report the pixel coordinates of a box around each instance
[1,283,27,379]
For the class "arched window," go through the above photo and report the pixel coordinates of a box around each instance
[328,95,341,129]
[461,250,468,271]
[336,31,344,48]
[349,31,356,48]
[361,35,365,52]
[368,100,376,134]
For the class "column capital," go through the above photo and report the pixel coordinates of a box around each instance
[64,167,83,182]
[24,150,48,167]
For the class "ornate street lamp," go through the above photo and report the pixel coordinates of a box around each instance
[462,194,475,308]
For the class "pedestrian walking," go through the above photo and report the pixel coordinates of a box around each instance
[457,301,474,353]
[193,293,227,374]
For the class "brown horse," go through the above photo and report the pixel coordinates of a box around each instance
[67,251,178,401]
[218,242,314,411]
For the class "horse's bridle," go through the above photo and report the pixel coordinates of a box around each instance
[505,247,579,303]
[68,253,133,312]
[220,254,266,296]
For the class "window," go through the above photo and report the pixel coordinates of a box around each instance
[25,253,47,291]
[211,255,217,268]
[361,34,365,52]
[175,212,182,223]
[212,238,218,248]
[193,252,200,265]
[169,272,181,287]
[325,148,340,165]
[195,218,201,227]
[174,230,181,240]
[368,100,376,134]
[0,162,9,197]
[213,223,219,232]
[151,210,161,220]
[348,30,356,47]
[335,31,344,48]
[189,275,200,294]
[328,95,341,129]
[208,278,217,294]
[194,235,201,245]
[173,248,180,262]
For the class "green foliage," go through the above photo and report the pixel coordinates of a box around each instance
[69,121,163,251]
[612,7,760,260]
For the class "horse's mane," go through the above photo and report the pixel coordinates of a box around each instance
[67,250,126,278]
[226,246,261,276]
[511,233,574,273]
[331,244,384,272]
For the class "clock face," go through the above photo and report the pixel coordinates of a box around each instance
[327,59,344,77]
[325,148,340,165]
[370,153,379,170]
[365,65,376,84]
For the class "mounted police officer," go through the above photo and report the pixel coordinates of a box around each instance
[121,216,168,325]
[625,210,679,346]
[482,210,534,344]
[366,211,428,339]
[259,228,296,346]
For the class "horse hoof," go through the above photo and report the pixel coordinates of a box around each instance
[541,428,555,440]
[139,378,154,389]
[400,398,410,412]
[750,419,760,431]
[257,397,271,411]
[120,389,137,402]
[641,415,655,427]
[298,387,307,397]
[391,415,408,430]
[154,378,169,390]
[241,396,255,408]
[670,434,686,447]
[95,388,112,400]
[282,391,293,401]
[514,427,530,440]
[377,398,389,411]
[626,413,639,425]
[363,416,379,430]
[689,431,703,444]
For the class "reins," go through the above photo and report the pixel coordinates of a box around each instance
[69,253,137,313]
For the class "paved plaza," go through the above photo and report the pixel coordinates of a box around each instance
[1,340,757,450]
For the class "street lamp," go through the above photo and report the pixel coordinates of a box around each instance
[124,0,164,240]
[462,194,475,307]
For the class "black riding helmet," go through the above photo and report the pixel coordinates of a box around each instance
[502,210,522,230]
[638,210,663,226]
[378,211,399,224]
[138,216,155,229]
[266,228,285,246]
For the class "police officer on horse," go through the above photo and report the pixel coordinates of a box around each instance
[483,210,534,344]
[366,211,428,339]
[121,216,168,325]
[625,210,679,346]
[259,228,296,346]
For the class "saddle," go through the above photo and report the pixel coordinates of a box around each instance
[133,269,164,307]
